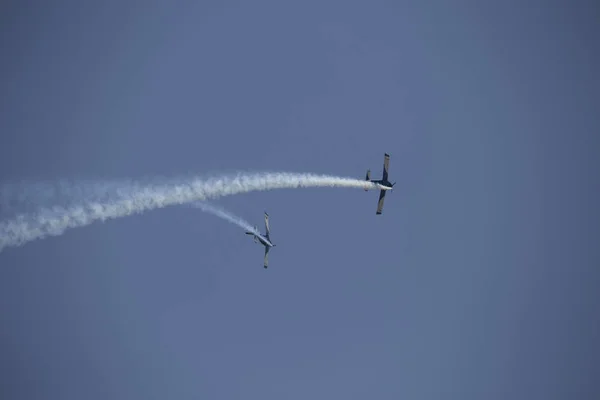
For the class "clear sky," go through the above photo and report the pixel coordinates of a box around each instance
[1,1,599,399]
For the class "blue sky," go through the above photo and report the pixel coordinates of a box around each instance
[1,1,599,399]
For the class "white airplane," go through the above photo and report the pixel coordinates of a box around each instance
[245,212,275,269]
[364,153,396,215]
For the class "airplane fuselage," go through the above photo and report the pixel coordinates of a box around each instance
[256,235,274,247]
[246,232,274,247]
[370,179,394,190]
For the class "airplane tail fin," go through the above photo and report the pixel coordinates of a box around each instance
[245,225,258,236]
[365,170,371,191]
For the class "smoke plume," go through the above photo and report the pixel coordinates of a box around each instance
[0,172,378,253]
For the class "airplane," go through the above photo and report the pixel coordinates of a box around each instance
[245,212,275,269]
[364,153,396,215]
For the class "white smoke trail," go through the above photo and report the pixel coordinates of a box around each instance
[0,172,382,253]
[190,201,259,236]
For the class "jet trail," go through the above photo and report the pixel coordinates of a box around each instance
[0,172,380,253]
[190,201,259,236]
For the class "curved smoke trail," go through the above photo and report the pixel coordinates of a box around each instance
[0,172,381,253]
[190,201,260,236]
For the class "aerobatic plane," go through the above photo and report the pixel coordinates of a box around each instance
[245,212,275,268]
[364,153,396,215]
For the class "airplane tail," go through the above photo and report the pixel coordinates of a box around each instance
[365,170,371,191]
[245,225,258,237]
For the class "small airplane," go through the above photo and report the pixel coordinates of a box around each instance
[365,153,396,215]
[245,212,275,268]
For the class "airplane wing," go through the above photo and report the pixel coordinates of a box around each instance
[382,153,390,181]
[264,246,270,268]
[264,212,270,238]
[376,189,386,215]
